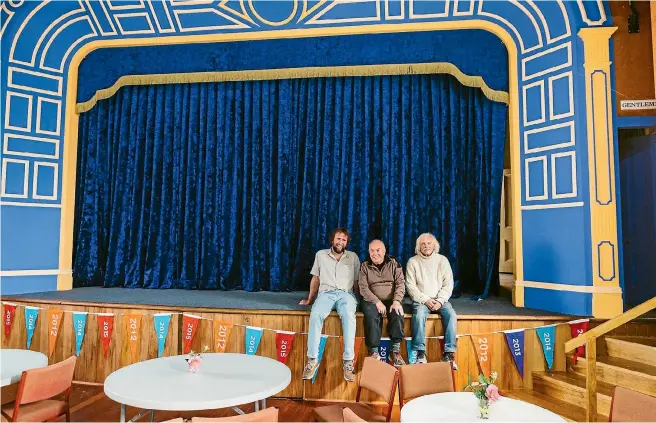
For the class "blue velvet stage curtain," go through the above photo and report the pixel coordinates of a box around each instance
[74,74,506,295]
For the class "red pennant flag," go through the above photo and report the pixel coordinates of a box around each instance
[275,331,295,364]
[213,320,233,353]
[97,314,114,357]
[3,303,17,340]
[569,319,589,363]
[125,314,142,362]
[471,334,493,377]
[182,314,201,354]
[439,336,445,354]
[47,309,63,356]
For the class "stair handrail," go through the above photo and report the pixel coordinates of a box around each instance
[564,296,656,352]
[563,295,656,422]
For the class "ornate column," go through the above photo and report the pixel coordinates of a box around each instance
[578,27,623,318]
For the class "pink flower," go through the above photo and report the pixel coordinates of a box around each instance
[188,356,202,373]
[485,384,500,403]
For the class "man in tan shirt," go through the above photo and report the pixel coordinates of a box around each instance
[359,239,406,366]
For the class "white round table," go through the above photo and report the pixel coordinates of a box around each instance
[104,353,291,422]
[0,349,48,386]
[401,392,566,422]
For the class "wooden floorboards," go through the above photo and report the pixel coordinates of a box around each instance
[57,384,401,422]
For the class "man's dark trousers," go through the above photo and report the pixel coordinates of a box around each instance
[361,299,405,349]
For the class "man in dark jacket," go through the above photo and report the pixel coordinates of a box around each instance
[359,239,406,366]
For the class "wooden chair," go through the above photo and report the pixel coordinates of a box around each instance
[342,407,367,422]
[0,356,76,422]
[609,386,656,422]
[398,361,455,408]
[192,407,279,422]
[313,357,399,422]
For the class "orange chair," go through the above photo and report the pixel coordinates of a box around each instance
[0,356,77,422]
[609,386,656,422]
[398,361,455,408]
[342,407,367,422]
[313,357,399,422]
[192,407,279,422]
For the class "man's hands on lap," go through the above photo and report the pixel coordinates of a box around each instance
[424,299,442,311]
[390,300,404,315]
[376,301,387,316]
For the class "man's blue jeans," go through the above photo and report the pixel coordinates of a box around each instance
[411,301,458,353]
[307,290,357,361]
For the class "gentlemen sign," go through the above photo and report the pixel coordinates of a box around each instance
[620,100,656,110]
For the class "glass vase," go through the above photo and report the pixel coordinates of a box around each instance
[478,397,490,419]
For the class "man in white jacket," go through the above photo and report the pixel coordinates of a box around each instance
[405,233,457,368]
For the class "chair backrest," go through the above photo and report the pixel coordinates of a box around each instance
[358,357,399,404]
[17,356,77,404]
[398,361,455,406]
[610,386,656,422]
[193,407,279,422]
[342,407,367,422]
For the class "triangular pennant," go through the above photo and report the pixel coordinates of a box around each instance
[536,326,555,370]
[182,314,201,354]
[379,337,392,362]
[504,329,525,377]
[352,336,363,366]
[312,335,329,383]
[471,334,493,377]
[569,319,589,363]
[275,331,295,364]
[24,306,39,349]
[97,313,114,358]
[125,314,142,362]
[438,336,445,355]
[245,326,263,355]
[153,313,172,358]
[3,303,17,341]
[73,312,88,356]
[47,309,63,356]
[405,337,417,364]
[213,320,233,353]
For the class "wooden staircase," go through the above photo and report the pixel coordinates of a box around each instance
[505,335,656,422]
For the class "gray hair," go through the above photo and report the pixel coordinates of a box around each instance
[415,233,440,255]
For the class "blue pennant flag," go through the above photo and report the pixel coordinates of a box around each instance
[379,337,392,362]
[245,326,263,355]
[153,313,171,358]
[312,335,329,383]
[24,307,39,349]
[72,312,87,356]
[536,326,555,370]
[405,338,417,364]
[504,329,525,377]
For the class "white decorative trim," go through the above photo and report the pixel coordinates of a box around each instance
[114,12,155,35]
[410,0,450,19]
[452,0,474,16]
[107,0,145,11]
[36,97,62,136]
[40,15,98,73]
[0,269,71,276]
[5,91,33,132]
[516,280,620,294]
[548,71,574,120]
[147,0,176,33]
[29,5,86,68]
[308,0,381,25]
[522,42,572,81]
[7,68,63,96]
[1,158,29,199]
[3,133,60,160]
[32,161,59,201]
[525,156,548,201]
[8,1,49,65]
[577,0,606,26]
[173,7,248,31]
[522,80,545,126]
[84,0,118,36]
[0,201,61,208]
[524,121,575,154]
[551,151,577,199]
[521,201,584,210]
[384,0,404,20]
[479,0,542,54]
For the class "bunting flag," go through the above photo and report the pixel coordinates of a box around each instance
[504,329,525,377]
[536,325,555,370]
[471,334,493,377]
[73,312,88,356]
[213,320,233,353]
[3,302,16,340]
[97,313,114,357]
[438,336,445,354]
[24,306,39,349]
[569,319,589,363]
[245,326,263,355]
[353,336,363,366]
[312,335,329,383]
[125,314,141,362]
[379,337,392,362]
[182,314,201,354]
[153,313,171,358]
[47,309,63,357]
[405,338,417,364]
[275,331,295,364]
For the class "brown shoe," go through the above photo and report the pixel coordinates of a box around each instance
[343,360,355,382]
[416,350,428,364]
[302,358,319,379]
[368,350,381,361]
[391,351,406,366]
[442,352,458,370]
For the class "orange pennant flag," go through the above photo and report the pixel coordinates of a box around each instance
[340,336,364,366]
[125,314,142,362]
[471,334,493,377]
[213,320,233,353]
[47,309,63,356]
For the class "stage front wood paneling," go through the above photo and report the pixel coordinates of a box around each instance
[2,299,654,403]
